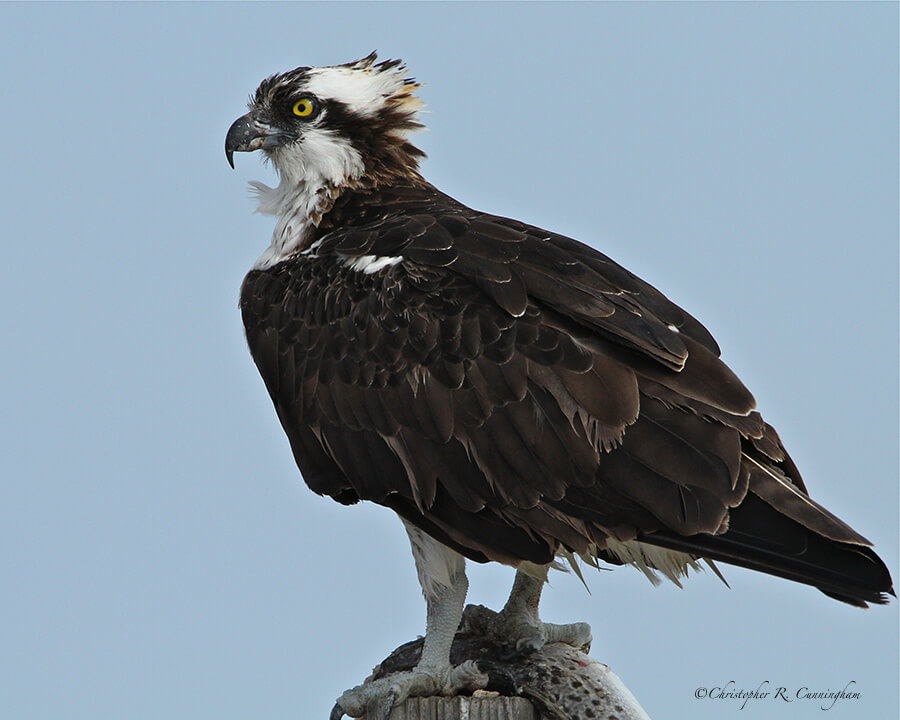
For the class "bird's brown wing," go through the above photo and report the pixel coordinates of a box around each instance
[241,193,893,604]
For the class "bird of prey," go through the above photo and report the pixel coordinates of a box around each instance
[226,54,893,718]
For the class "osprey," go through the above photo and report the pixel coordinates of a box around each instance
[226,54,893,718]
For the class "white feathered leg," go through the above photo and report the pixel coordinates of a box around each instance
[330,522,488,720]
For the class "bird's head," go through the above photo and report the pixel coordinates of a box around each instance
[226,53,425,191]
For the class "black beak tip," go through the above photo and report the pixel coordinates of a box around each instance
[226,148,235,170]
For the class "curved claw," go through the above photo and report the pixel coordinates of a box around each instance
[329,702,345,720]
[380,690,398,720]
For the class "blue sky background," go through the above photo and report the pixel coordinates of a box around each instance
[0,3,896,719]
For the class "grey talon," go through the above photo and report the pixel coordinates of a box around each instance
[329,703,345,720]
[381,691,397,720]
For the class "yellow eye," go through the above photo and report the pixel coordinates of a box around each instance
[292,97,315,117]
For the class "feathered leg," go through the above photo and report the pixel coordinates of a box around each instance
[463,568,592,653]
[330,523,488,720]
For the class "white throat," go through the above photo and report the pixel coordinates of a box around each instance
[250,127,365,270]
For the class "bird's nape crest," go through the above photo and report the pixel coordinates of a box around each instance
[335,51,425,116]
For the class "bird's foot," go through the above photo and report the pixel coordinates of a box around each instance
[461,603,592,654]
[329,660,488,720]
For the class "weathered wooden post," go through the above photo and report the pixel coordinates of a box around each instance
[387,696,537,720]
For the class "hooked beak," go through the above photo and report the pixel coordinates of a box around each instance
[225,113,289,168]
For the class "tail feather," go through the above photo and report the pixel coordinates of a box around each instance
[641,493,894,608]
